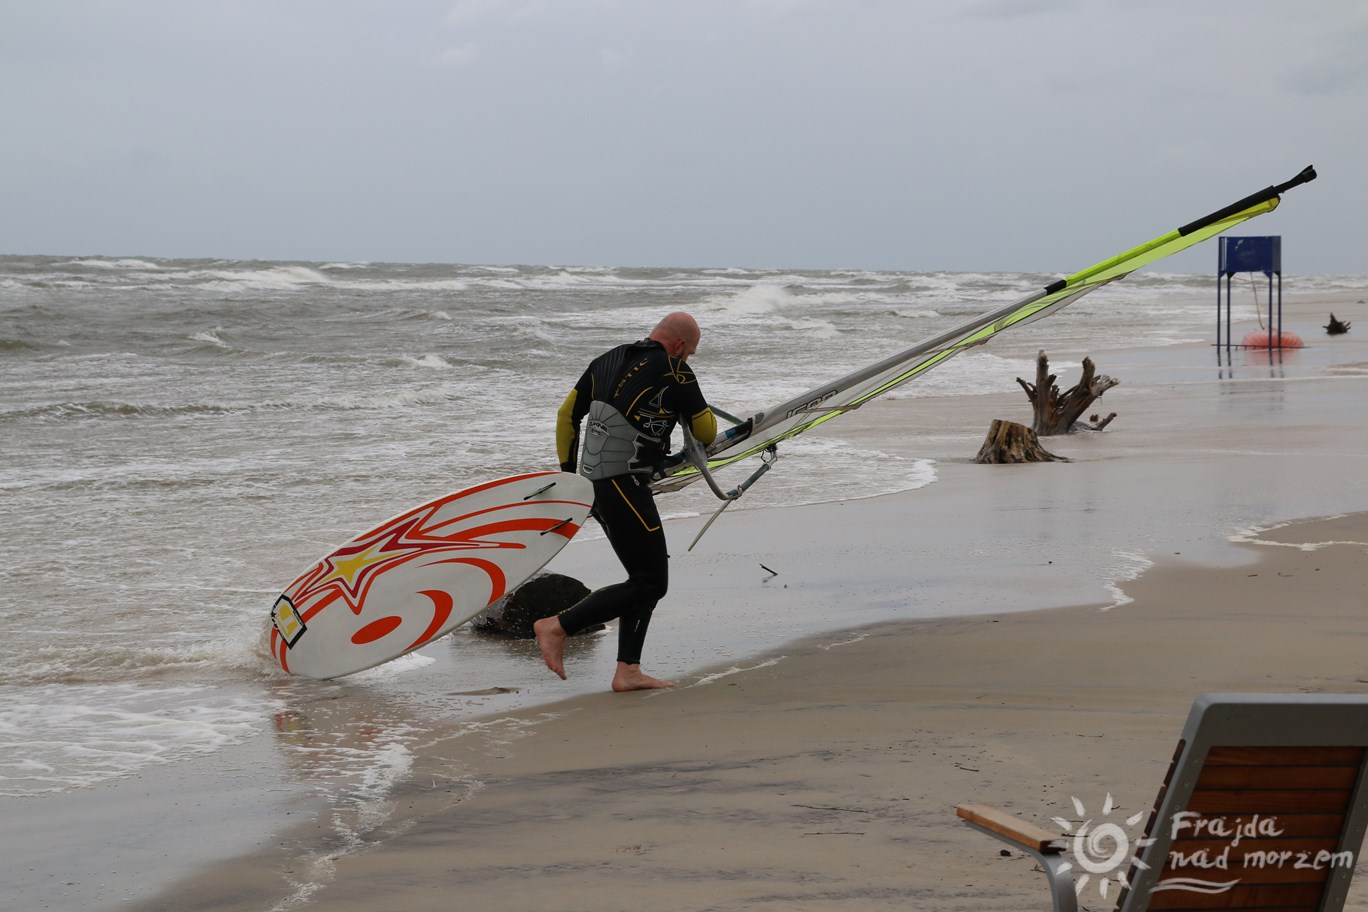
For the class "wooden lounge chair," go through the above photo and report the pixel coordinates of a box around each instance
[957,693,1368,912]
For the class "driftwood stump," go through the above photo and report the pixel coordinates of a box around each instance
[975,419,1064,464]
[1016,350,1119,435]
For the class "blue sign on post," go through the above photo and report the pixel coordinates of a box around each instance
[1219,236,1281,277]
[1217,236,1283,348]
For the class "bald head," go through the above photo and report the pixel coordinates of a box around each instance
[648,311,701,359]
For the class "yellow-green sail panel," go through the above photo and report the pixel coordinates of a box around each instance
[655,170,1313,493]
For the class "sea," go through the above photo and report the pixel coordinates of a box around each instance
[3,255,1366,908]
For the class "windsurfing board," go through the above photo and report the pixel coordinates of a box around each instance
[268,471,594,679]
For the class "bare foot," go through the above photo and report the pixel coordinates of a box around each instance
[533,616,567,680]
[611,662,674,692]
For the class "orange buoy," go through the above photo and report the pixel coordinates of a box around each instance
[1242,330,1304,348]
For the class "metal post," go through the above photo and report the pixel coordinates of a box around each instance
[1267,270,1275,350]
[1220,269,1231,347]
[1269,270,1280,350]
[1231,273,1242,347]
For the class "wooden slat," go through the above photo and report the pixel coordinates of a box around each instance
[1196,765,1361,790]
[1204,746,1364,767]
[955,803,1064,853]
[1186,788,1353,814]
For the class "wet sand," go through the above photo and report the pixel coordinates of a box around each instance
[128,511,1368,912]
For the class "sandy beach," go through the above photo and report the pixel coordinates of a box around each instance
[11,284,1368,912]
[122,505,1368,912]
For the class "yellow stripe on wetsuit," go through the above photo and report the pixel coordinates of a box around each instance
[610,477,661,532]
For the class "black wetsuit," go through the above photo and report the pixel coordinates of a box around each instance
[555,339,716,665]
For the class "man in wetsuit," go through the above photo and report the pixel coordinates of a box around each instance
[535,312,717,692]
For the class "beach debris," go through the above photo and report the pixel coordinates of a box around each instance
[760,563,779,578]
[792,803,874,814]
[974,419,1065,465]
[1016,350,1119,435]
[470,571,601,638]
[1326,313,1352,335]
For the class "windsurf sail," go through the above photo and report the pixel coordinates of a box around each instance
[654,165,1318,496]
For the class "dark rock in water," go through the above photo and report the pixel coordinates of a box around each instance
[1325,313,1351,335]
[471,572,598,638]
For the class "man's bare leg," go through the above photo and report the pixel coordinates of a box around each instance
[612,662,674,692]
[533,616,567,679]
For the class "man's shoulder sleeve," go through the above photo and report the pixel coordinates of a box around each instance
[673,362,716,445]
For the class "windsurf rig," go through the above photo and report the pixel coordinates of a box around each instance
[659,165,1318,549]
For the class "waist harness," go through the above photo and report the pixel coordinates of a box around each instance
[579,399,661,481]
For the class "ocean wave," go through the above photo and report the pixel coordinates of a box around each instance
[188,327,235,349]
[880,350,1060,399]
[328,386,454,409]
[53,257,167,271]
[199,264,334,291]
[777,314,841,339]
[0,640,250,687]
[891,307,944,319]
[501,316,564,347]
[341,306,458,323]
[393,353,455,370]
[0,683,273,796]
[0,384,466,425]
[697,282,803,320]
[0,401,248,422]
[0,337,47,352]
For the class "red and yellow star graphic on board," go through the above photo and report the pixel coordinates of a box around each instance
[267,472,596,679]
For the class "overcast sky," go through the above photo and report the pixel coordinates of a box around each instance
[3,1,1364,274]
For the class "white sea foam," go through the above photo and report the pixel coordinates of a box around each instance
[264,727,441,912]
[350,651,437,679]
[189,328,232,348]
[1100,550,1156,610]
[0,684,273,796]
[1231,516,1368,552]
[400,353,455,370]
[698,282,797,320]
[687,656,786,687]
[817,632,871,650]
[196,265,334,292]
[55,258,165,271]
